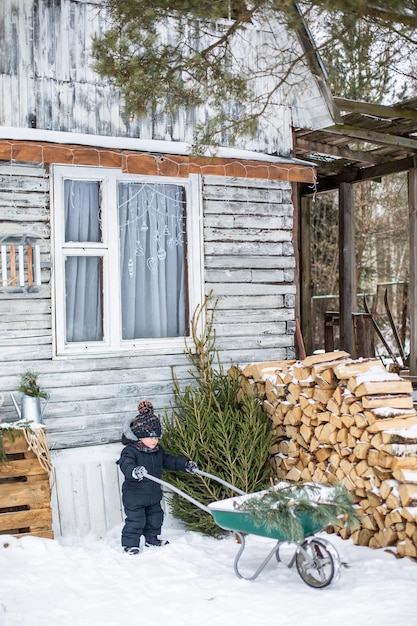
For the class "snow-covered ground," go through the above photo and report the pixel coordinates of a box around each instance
[1,518,417,626]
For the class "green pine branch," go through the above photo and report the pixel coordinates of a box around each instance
[18,370,48,399]
[235,481,361,541]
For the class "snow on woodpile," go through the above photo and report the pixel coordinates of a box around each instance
[237,352,417,559]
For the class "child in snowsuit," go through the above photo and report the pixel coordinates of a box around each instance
[117,399,197,554]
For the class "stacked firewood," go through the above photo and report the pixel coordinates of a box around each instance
[239,351,417,558]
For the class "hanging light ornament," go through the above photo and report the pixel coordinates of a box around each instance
[135,240,144,256]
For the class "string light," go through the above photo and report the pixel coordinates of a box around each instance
[0,136,316,344]
[0,139,317,184]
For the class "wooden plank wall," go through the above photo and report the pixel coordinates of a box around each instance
[0,163,295,451]
[0,0,322,537]
[0,161,52,361]
[0,164,295,537]
[0,0,331,152]
[203,175,295,364]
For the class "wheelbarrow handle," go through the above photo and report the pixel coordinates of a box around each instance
[141,469,211,513]
[141,468,247,514]
[192,469,247,496]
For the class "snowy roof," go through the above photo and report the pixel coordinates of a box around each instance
[0,127,315,167]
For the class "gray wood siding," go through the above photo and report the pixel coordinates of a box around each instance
[202,175,295,364]
[0,164,296,450]
[0,0,327,536]
[0,162,52,362]
[0,0,333,153]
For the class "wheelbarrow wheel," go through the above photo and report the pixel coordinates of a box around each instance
[295,537,341,588]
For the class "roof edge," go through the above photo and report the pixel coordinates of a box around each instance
[0,126,315,168]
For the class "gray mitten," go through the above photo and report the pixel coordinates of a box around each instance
[132,466,147,480]
[185,460,198,474]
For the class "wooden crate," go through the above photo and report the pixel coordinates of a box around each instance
[0,430,53,539]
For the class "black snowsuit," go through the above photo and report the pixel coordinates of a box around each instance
[117,433,189,548]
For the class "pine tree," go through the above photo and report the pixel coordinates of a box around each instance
[161,295,273,538]
[92,1,417,147]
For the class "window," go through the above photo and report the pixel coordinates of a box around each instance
[52,166,203,356]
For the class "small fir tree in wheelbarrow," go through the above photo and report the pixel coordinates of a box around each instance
[233,481,360,541]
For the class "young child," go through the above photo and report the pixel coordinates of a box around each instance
[117,399,197,554]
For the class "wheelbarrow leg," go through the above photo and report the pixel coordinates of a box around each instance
[233,533,282,581]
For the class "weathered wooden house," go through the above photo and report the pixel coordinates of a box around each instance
[0,0,335,536]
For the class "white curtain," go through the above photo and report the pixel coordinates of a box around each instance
[118,182,186,339]
[64,180,103,342]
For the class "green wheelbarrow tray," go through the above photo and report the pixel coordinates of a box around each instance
[208,493,324,541]
[142,468,343,588]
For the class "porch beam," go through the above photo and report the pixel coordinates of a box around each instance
[322,124,417,151]
[334,97,417,121]
[307,156,416,194]
[296,138,384,165]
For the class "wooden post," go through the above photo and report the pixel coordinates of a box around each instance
[324,311,339,352]
[409,165,417,376]
[339,182,356,354]
[352,312,375,358]
[300,194,313,355]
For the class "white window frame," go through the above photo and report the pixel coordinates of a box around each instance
[51,165,204,357]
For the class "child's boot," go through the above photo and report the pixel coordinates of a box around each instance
[145,538,169,547]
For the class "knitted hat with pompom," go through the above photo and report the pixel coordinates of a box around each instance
[130,400,162,439]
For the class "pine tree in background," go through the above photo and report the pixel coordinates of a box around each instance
[161,295,273,538]
[93,0,417,147]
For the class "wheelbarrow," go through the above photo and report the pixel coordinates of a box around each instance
[142,468,344,588]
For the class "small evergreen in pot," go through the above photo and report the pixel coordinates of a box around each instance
[18,370,48,399]
[17,370,49,423]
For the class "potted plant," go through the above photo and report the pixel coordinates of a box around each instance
[18,370,48,399]
[16,370,49,424]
